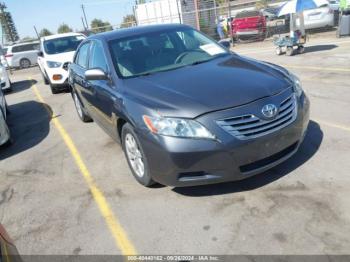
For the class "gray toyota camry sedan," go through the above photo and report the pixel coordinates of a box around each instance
[68,24,310,187]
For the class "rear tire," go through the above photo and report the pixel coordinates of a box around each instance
[19,58,31,69]
[297,45,305,54]
[72,90,92,122]
[122,123,155,187]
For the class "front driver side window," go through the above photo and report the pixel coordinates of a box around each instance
[89,41,108,72]
[76,42,90,68]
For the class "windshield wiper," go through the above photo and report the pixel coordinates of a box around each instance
[190,60,210,66]
[137,71,153,77]
[190,53,230,66]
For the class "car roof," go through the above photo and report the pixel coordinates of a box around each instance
[11,41,39,47]
[41,32,85,41]
[88,24,191,42]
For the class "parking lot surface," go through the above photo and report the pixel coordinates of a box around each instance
[1,33,350,255]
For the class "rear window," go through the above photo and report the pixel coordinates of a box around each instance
[235,11,261,18]
[12,43,39,53]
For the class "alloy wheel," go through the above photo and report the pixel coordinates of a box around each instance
[74,92,83,118]
[20,59,30,68]
[125,133,144,178]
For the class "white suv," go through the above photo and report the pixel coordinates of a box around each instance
[38,33,86,94]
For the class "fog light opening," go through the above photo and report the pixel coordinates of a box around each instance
[52,74,62,81]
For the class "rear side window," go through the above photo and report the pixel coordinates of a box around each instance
[12,43,39,53]
[12,45,23,53]
[89,41,108,72]
[236,11,261,18]
[75,42,90,68]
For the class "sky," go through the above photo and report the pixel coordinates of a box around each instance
[5,0,135,38]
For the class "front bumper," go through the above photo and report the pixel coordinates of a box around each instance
[138,90,310,187]
[46,67,69,86]
[1,80,10,91]
[234,28,266,37]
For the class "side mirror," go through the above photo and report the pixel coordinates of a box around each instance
[218,40,231,49]
[37,51,44,57]
[85,68,109,81]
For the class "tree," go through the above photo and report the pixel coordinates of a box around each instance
[0,3,19,43]
[90,18,113,33]
[57,23,73,34]
[39,28,52,37]
[120,14,136,28]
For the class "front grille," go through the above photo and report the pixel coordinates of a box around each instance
[216,94,297,140]
[62,62,70,71]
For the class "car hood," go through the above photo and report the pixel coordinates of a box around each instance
[45,51,76,63]
[124,54,292,118]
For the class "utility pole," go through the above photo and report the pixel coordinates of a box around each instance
[81,17,87,31]
[193,0,200,30]
[81,4,89,29]
[33,26,40,39]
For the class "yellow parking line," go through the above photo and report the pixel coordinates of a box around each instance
[283,65,350,73]
[315,119,350,132]
[29,78,137,255]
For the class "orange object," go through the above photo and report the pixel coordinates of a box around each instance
[143,115,158,133]
[52,74,62,80]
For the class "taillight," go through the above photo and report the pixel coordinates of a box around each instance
[5,54,13,58]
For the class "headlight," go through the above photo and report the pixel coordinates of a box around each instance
[47,61,62,68]
[290,73,303,97]
[143,115,215,139]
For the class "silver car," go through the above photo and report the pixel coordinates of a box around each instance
[5,42,40,69]
[0,87,10,146]
[296,4,334,30]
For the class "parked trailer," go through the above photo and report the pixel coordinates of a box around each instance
[135,0,182,26]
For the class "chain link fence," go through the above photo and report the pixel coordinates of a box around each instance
[86,0,338,43]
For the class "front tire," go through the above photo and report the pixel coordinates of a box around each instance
[72,90,92,122]
[41,71,49,85]
[275,47,282,55]
[0,108,11,146]
[50,84,60,94]
[122,123,155,187]
[286,46,294,56]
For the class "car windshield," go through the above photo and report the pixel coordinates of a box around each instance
[235,11,261,18]
[44,35,85,55]
[109,27,230,78]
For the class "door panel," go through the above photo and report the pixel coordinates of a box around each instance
[71,42,93,114]
[87,40,121,139]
